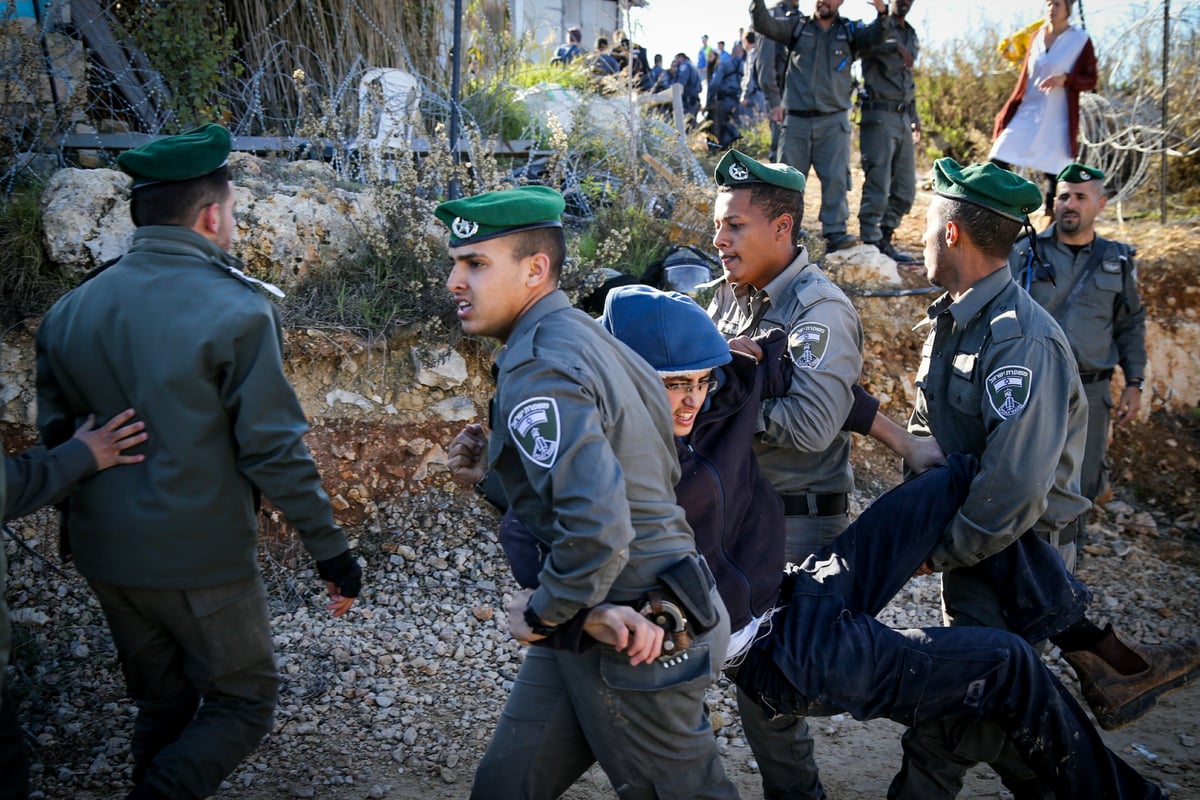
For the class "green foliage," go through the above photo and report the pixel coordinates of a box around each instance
[0,183,70,327]
[736,117,774,161]
[460,79,534,142]
[115,0,242,130]
[281,126,511,340]
[574,204,672,281]
[913,27,1017,164]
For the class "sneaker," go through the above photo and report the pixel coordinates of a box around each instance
[1062,626,1200,730]
[823,233,856,253]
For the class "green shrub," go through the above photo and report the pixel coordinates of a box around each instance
[0,183,70,327]
[115,0,242,130]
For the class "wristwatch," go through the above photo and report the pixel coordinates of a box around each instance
[1127,378,1144,390]
[523,605,560,637]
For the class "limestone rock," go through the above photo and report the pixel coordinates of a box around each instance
[40,168,134,273]
[821,244,902,287]
[413,348,467,389]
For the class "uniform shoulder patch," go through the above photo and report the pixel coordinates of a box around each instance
[508,397,561,468]
[788,321,829,369]
[985,365,1032,419]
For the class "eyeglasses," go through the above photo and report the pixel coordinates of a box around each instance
[664,378,719,395]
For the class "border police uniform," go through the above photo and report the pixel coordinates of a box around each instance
[435,189,736,800]
[1009,162,1146,524]
[708,149,862,800]
[892,160,1091,800]
[35,125,357,800]
[751,0,884,246]
[857,12,920,256]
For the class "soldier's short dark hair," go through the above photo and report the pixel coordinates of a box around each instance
[935,197,1023,260]
[719,183,805,247]
[509,226,566,280]
[129,165,233,228]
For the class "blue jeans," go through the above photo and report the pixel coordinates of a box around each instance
[735,455,1162,799]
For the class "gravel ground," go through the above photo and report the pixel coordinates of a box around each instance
[4,485,1200,799]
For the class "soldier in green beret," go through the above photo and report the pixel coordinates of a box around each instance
[750,0,890,253]
[888,159,1199,799]
[707,147,862,799]
[35,123,362,800]
[439,186,737,798]
[1009,162,1146,549]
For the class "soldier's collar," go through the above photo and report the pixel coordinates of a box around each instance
[949,267,1012,325]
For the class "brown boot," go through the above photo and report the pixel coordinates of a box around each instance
[1062,623,1200,730]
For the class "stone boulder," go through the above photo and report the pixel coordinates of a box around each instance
[39,155,389,292]
[821,244,903,288]
[40,167,135,273]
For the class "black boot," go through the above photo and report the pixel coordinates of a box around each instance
[877,227,915,264]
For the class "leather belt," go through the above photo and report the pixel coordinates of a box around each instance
[1079,368,1114,385]
[861,99,913,113]
[787,108,842,118]
[780,492,849,517]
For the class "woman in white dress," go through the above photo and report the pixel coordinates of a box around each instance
[989,0,1098,213]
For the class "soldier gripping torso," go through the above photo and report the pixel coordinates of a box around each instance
[709,250,863,499]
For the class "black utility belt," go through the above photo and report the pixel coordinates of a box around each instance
[1079,368,1114,385]
[861,100,913,113]
[780,492,849,517]
[787,108,843,118]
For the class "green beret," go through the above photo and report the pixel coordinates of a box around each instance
[931,158,1042,222]
[116,123,232,189]
[435,185,566,246]
[1056,162,1105,185]
[714,149,806,193]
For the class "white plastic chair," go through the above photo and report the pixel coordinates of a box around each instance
[357,67,422,152]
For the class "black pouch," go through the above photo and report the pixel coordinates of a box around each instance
[659,555,719,635]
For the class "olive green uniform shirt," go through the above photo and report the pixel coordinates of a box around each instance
[708,250,863,495]
[751,0,883,114]
[35,225,348,589]
[909,268,1090,570]
[1008,225,1146,379]
[487,291,698,626]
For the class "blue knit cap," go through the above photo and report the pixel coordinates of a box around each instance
[601,285,731,376]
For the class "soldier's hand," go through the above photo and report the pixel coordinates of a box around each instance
[1115,385,1142,426]
[903,433,947,475]
[584,604,665,666]
[769,105,785,124]
[317,550,362,617]
[506,587,543,645]
[896,42,914,69]
[74,409,148,471]
[448,423,490,486]
[729,335,764,362]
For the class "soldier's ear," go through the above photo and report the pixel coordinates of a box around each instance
[944,219,960,247]
[525,251,553,288]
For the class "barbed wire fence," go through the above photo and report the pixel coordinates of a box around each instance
[1,1,1197,213]
[0,0,706,211]
[1076,2,1200,219]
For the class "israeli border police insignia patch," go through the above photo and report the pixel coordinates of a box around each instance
[788,322,830,369]
[986,365,1032,419]
[508,397,560,468]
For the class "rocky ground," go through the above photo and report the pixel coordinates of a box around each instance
[5,479,1200,800]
